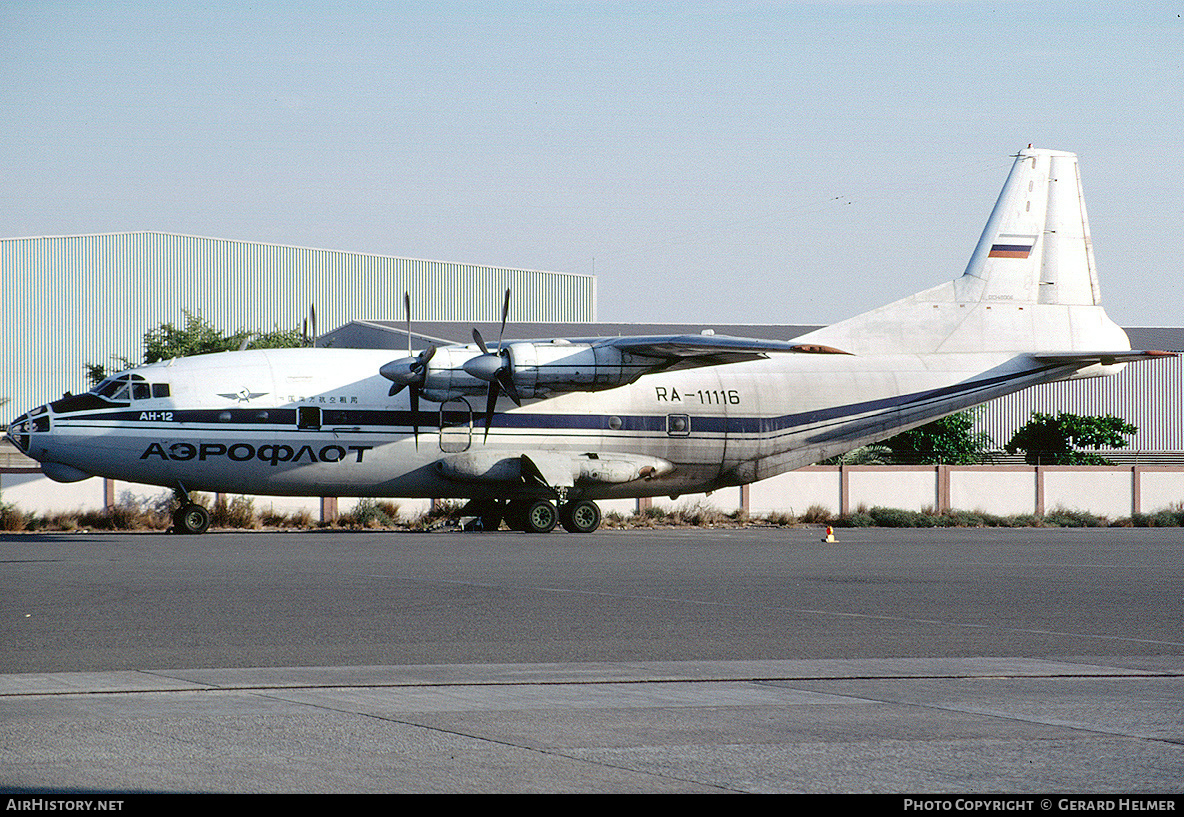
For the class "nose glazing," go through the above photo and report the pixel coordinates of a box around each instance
[6,413,31,453]
[5,406,49,454]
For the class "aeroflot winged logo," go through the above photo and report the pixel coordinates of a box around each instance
[217,388,269,403]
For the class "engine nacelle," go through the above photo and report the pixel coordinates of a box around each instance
[416,341,647,403]
[419,345,497,402]
[504,340,637,398]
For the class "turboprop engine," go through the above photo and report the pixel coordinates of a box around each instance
[413,341,642,403]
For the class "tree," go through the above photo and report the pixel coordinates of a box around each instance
[1005,412,1137,465]
[880,408,994,464]
[87,311,304,385]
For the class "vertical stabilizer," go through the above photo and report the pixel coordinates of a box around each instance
[794,147,1126,356]
[955,147,1101,306]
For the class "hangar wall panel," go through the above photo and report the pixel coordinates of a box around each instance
[973,356,1183,456]
[1,232,593,412]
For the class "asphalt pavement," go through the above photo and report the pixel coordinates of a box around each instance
[2,527,1182,793]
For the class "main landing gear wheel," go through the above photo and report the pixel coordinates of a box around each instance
[523,499,558,533]
[560,499,601,533]
[173,503,211,535]
[474,500,503,531]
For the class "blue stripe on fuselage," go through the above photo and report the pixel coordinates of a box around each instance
[50,365,1052,439]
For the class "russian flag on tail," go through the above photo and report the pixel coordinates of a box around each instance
[988,235,1036,259]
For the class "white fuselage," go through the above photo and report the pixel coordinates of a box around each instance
[14,345,1108,500]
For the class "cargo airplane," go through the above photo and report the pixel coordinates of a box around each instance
[6,148,1171,533]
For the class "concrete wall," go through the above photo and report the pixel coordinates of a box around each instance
[6,465,1184,522]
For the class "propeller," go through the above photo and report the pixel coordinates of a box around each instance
[301,304,318,348]
[462,288,520,440]
[378,293,436,447]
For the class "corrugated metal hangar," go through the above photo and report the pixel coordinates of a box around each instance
[1,232,595,413]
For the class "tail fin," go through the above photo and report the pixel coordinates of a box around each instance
[955,147,1101,306]
[795,147,1129,356]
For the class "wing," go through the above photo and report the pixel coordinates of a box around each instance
[593,334,851,372]
[382,332,853,410]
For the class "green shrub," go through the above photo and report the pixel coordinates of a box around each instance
[869,507,927,527]
[343,498,399,528]
[834,511,874,528]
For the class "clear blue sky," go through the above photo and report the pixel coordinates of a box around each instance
[2,1,1180,327]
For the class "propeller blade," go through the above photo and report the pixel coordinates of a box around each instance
[310,304,317,348]
[496,367,521,406]
[482,381,501,442]
[497,288,510,351]
[472,328,489,355]
[410,386,420,449]
[403,292,412,357]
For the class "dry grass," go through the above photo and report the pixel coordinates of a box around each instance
[6,493,1183,531]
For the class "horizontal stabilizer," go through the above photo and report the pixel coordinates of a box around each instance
[1031,350,1176,366]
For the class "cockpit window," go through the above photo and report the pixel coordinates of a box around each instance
[92,378,123,398]
[90,374,169,402]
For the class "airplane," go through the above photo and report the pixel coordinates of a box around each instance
[6,147,1174,534]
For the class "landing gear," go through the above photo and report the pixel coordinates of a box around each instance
[559,499,601,533]
[464,499,504,531]
[480,497,601,533]
[169,483,210,535]
[173,503,211,535]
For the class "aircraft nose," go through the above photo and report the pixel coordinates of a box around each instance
[5,406,49,455]
[6,412,32,453]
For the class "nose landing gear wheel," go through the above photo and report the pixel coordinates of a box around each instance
[173,503,211,535]
[560,500,601,533]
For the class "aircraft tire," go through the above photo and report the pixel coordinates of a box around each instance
[560,500,601,533]
[173,503,211,535]
[523,500,558,534]
[479,503,503,532]
[504,500,529,531]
